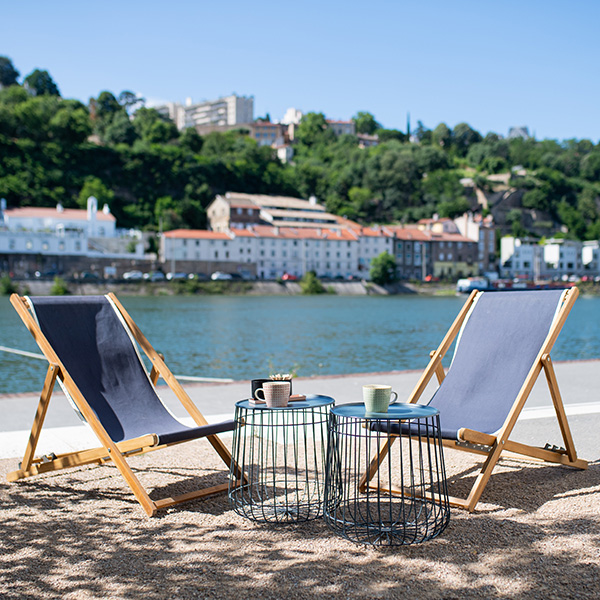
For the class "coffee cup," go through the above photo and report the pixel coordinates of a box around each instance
[252,378,292,398]
[255,381,291,408]
[363,384,398,413]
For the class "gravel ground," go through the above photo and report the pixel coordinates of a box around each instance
[1,440,599,600]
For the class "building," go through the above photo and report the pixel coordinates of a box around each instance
[454,212,497,274]
[155,95,254,132]
[207,193,342,232]
[2,197,116,238]
[161,226,362,280]
[0,197,146,277]
[387,227,432,280]
[582,240,599,276]
[500,236,593,280]
[326,119,356,136]
[249,121,284,147]
[207,195,262,232]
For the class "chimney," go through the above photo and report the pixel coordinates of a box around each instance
[309,195,317,206]
[56,202,64,213]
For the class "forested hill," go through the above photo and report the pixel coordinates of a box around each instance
[0,66,599,240]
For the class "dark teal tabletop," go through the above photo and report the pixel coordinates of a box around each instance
[236,394,334,411]
[331,402,439,420]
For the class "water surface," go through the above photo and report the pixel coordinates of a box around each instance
[1,294,598,394]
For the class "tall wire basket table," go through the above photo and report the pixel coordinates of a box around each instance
[229,395,334,523]
[324,402,450,546]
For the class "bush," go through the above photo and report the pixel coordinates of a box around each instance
[300,271,325,294]
[50,276,70,295]
[0,275,17,295]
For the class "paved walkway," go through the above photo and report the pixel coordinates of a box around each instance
[1,360,599,461]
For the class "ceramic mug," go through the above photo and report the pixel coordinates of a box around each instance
[255,381,291,408]
[252,378,292,397]
[363,384,399,413]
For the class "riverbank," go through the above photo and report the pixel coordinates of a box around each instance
[9,278,600,297]
[6,278,424,297]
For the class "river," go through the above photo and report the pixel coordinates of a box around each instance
[1,293,598,394]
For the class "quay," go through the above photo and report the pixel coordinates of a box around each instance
[1,361,599,599]
[1,360,599,461]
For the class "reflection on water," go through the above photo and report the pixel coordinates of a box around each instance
[1,294,598,394]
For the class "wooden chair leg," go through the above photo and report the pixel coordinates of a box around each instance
[20,364,59,473]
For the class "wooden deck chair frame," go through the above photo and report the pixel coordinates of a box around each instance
[360,287,587,512]
[7,292,244,516]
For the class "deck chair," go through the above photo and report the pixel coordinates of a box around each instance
[361,287,587,512]
[7,293,243,516]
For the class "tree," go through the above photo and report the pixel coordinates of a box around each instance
[77,177,114,209]
[432,123,452,148]
[133,107,178,144]
[23,69,60,96]
[118,90,144,114]
[352,111,381,135]
[0,56,19,87]
[370,252,397,285]
[452,122,482,157]
[295,112,336,148]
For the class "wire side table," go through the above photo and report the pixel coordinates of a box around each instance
[324,402,450,546]
[229,395,334,523]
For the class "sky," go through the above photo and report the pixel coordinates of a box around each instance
[3,0,600,142]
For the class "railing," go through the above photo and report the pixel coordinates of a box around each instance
[0,345,233,383]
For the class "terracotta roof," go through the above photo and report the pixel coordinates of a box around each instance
[4,206,115,222]
[163,229,231,240]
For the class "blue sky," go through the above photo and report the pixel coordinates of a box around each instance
[4,0,600,142]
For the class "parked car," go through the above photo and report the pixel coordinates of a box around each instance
[166,272,188,280]
[80,271,101,281]
[144,271,166,282]
[34,269,61,279]
[211,271,233,281]
[123,270,143,280]
[281,273,298,281]
[189,272,209,281]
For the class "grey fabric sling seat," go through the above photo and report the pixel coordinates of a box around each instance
[364,288,588,512]
[7,293,241,517]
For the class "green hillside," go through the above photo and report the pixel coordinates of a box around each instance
[1,57,599,240]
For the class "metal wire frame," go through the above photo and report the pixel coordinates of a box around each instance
[324,412,450,546]
[229,402,331,523]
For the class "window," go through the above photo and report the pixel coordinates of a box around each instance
[237,208,243,215]
[215,251,219,258]
[26,240,33,250]
[9,239,15,250]
[42,242,49,251]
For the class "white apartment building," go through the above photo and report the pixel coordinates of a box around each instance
[500,237,542,279]
[2,197,116,238]
[154,95,254,132]
[356,227,395,275]
[0,197,145,260]
[161,226,365,280]
[500,237,593,279]
[582,240,599,276]
[184,95,253,130]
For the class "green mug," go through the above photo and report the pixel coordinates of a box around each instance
[363,384,399,413]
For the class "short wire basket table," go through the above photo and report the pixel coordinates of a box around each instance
[229,395,334,523]
[324,402,450,546]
